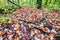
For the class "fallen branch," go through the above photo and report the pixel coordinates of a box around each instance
[8,0,21,8]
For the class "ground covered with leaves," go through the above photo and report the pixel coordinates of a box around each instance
[0,7,60,40]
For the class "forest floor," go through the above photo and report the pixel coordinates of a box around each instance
[0,6,60,23]
[0,7,60,40]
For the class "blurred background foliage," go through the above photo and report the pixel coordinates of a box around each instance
[0,0,60,10]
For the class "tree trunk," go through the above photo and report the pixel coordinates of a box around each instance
[37,0,42,9]
[45,0,48,5]
[18,0,20,5]
[49,0,51,4]
[54,0,56,4]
